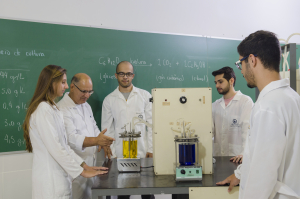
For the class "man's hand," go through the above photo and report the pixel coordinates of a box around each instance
[230,155,243,163]
[146,152,153,158]
[98,146,113,159]
[216,174,240,192]
[96,129,114,147]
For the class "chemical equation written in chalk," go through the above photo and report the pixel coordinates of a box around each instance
[99,56,152,67]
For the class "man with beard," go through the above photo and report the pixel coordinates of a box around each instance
[101,61,154,199]
[217,31,300,199]
[212,67,253,163]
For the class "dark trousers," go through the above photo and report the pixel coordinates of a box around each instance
[117,195,155,199]
[171,194,189,199]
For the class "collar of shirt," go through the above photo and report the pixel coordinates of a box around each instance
[219,90,243,108]
[256,78,289,103]
[113,85,138,99]
[61,92,86,109]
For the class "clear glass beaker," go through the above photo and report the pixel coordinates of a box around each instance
[123,138,138,158]
[179,143,195,166]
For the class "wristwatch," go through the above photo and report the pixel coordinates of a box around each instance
[80,161,86,167]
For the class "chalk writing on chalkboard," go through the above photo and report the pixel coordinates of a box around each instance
[0,49,45,57]
[100,73,117,83]
[1,69,29,149]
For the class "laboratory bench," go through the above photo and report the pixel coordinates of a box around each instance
[92,157,240,199]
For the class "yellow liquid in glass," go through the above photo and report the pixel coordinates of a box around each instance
[123,140,137,158]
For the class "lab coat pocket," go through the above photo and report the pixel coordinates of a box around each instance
[228,127,243,155]
[228,127,242,144]
[53,170,72,197]
[135,109,145,119]
[134,110,145,132]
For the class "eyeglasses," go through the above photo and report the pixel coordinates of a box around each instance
[235,54,257,70]
[73,83,94,95]
[117,72,134,77]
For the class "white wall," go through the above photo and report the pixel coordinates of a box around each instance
[0,151,106,199]
[0,0,299,198]
[0,0,300,43]
[0,153,32,199]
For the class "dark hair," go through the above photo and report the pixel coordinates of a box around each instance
[116,61,134,73]
[212,66,236,86]
[237,30,281,72]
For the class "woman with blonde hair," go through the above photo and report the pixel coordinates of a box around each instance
[23,65,107,199]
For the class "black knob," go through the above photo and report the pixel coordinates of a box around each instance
[181,169,186,174]
[149,97,153,103]
[180,96,187,104]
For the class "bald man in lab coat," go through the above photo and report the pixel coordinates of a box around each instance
[58,73,114,199]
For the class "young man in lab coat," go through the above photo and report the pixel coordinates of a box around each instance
[212,66,253,163]
[217,30,300,199]
[101,61,153,199]
[58,73,115,199]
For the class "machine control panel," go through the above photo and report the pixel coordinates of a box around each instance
[176,166,202,181]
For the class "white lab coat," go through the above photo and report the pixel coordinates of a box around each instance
[101,85,153,158]
[30,102,83,199]
[58,93,101,199]
[235,79,300,199]
[212,90,253,156]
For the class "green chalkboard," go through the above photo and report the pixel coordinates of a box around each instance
[0,18,256,153]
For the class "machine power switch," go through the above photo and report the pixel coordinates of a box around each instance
[180,169,186,174]
[149,97,153,103]
[179,96,187,104]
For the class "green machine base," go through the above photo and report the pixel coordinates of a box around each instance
[175,166,202,181]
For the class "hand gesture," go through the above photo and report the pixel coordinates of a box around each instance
[96,129,114,147]
[98,146,113,159]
